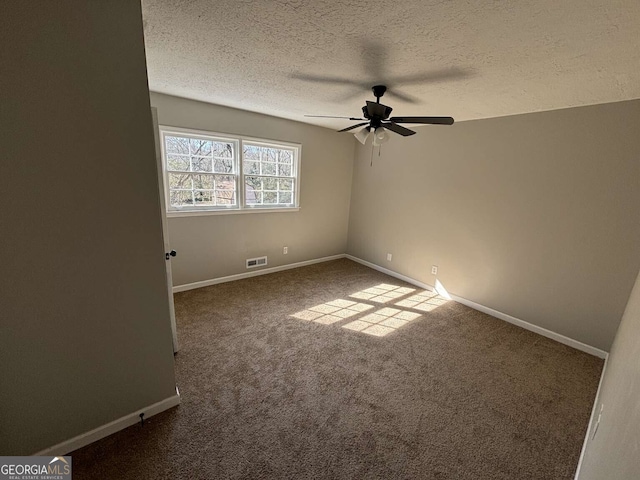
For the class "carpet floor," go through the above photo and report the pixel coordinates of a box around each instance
[71,259,603,479]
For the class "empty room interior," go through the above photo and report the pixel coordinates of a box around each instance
[2,1,640,479]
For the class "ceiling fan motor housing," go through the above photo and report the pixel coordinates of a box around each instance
[362,104,393,122]
[372,85,387,100]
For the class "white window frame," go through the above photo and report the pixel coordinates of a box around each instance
[159,125,301,217]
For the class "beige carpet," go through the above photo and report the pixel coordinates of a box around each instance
[71,259,602,479]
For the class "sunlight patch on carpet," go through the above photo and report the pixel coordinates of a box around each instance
[349,283,415,303]
[289,282,450,337]
[396,291,449,312]
[291,299,374,325]
[342,306,422,336]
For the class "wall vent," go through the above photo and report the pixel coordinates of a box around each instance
[246,256,268,269]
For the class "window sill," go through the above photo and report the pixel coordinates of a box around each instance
[167,207,301,218]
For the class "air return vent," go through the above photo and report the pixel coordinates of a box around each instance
[246,256,268,269]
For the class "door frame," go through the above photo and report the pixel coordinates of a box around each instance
[151,107,179,353]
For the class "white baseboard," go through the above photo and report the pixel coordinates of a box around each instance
[448,294,608,359]
[346,255,608,359]
[574,354,609,479]
[34,391,181,456]
[173,254,346,293]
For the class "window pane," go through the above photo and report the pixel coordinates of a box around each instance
[214,175,236,186]
[263,191,278,204]
[190,139,212,156]
[279,191,292,204]
[243,145,260,160]
[262,162,276,175]
[215,191,235,205]
[215,175,235,190]
[170,190,193,206]
[169,173,192,189]
[214,157,234,173]
[244,176,262,192]
[244,161,260,175]
[264,148,278,162]
[278,164,292,176]
[192,174,214,190]
[246,190,262,204]
[191,156,212,172]
[263,177,277,190]
[214,142,233,157]
[279,178,292,191]
[167,154,190,171]
[165,136,189,155]
[279,150,292,164]
[193,190,215,206]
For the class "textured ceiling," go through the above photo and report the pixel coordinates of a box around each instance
[142,0,640,129]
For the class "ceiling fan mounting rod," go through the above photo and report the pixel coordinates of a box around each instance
[372,85,387,103]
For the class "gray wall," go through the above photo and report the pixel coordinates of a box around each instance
[0,1,177,454]
[347,100,640,351]
[577,268,640,479]
[150,93,354,286]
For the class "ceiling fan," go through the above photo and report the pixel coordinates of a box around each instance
[306,85,454,145]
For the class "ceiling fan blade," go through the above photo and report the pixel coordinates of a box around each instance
[305,115,366,120]
[290,73,362,87]
[392,67,473,86]
[389,116,454,125]
[384,89,422,104]
[381,122,416,137]
[366,101,392,119]
[333,86,374,103]
[338,122,369,133]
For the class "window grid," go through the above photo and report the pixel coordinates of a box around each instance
[242,142,296,208]
[161,128,300,213]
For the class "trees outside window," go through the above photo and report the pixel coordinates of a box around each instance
[160,127,300,214]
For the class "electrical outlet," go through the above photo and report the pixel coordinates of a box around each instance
[283,246,288,254]
[431,265,438,275]
[387,253,392,261]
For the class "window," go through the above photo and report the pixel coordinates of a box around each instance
[160,126,300,215]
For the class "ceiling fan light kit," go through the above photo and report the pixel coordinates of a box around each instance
[306,85,455,145]
[372,127,389,146]
[354,126,371,145]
